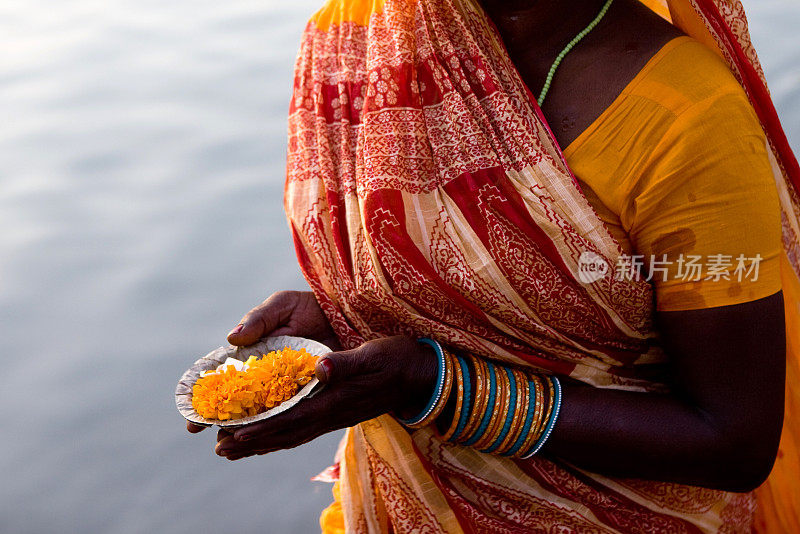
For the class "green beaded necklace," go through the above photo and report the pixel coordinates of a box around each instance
[536,0,614,106]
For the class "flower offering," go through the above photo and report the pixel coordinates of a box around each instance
[191,347,318,421]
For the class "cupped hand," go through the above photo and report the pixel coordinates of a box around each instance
[212,335,437,461]
[227,290,340,350]
[186,290,340,434]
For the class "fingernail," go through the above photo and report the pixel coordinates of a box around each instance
[228,324,243,336]
[317,358,333,383]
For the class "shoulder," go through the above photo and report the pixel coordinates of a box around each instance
[630,37,752,117]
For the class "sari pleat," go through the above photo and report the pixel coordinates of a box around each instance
[283,0,800,531]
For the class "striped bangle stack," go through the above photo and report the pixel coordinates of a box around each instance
[398,338,562,458]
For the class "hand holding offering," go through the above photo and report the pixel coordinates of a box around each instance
[175,336,330,430]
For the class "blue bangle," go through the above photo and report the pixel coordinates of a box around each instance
[520,376,562,458]
[462,360,497,446]
[482,367,518,453]
[501,378,537,456]
[450,355,472,442]
[398,338,446,427]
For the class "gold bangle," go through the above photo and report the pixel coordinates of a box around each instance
[496,368,528,454]
[469,359,498,449]
[474,363,509,450]
[491,366,524,453]
[426,349,455,426]
[405,348,456,429]
[441,352,465,441]
[515,374,545,457]
[529,375,555,445]
[458,355,487,443]
[485,366,519,454]
[478,365,512,451]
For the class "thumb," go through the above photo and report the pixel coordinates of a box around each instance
[227,317,265,347]
[227,293,296,346]
[315,347,372,385]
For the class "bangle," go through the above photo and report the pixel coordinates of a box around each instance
[495,368,528,454]
[483,367,518,453]
[529,374,555,445]
[502,377,537,457]
[429,348,456,424]
[521,376,562,459]
[515,375,545,456]
[452,355,472,441]
[426,347,562,460]
[458,356,487,442]
[398,338,450,428]
[441,353,466,441]
[462,359,497,446]
[473,362,508,450]
[477,363,512,450]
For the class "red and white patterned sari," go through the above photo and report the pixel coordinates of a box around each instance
[283,0,800,531]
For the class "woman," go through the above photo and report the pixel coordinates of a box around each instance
[188,0,800,531]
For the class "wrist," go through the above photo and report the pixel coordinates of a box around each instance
[396,339,439,419]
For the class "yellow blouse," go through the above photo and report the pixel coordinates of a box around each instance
[564,36,783,311]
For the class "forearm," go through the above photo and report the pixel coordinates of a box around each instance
[535,294,786,492]
[411,296,784,492]
[430,361,775,492]
[541,383,775,492]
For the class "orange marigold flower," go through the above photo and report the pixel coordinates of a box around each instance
[192,347,318,421]
[192,365,256,420]
[247,347,317,409]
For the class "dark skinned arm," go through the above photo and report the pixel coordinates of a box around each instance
[542,291,785,492]
[198,290,784,493]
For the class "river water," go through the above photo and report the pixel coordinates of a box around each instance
[1,1,797,532]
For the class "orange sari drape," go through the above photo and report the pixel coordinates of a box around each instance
[283,0,800,531]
